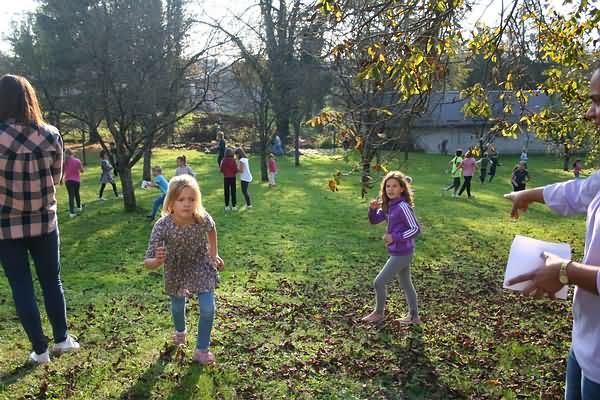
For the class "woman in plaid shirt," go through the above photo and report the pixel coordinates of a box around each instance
[0,75,79,364]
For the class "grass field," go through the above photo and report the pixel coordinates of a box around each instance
[0,149,588,399]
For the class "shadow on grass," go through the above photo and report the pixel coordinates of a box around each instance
[166,363,207,400]
[118,343,180,400]
[0,362,36,388]
[379,327,466,399]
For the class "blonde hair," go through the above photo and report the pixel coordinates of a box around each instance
[162,175,206,223]
[379,170,414,212]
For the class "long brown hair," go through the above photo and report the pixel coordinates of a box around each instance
[379,170,414,212]
[0,74,45,126]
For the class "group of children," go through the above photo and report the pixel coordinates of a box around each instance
[61,149,121,218]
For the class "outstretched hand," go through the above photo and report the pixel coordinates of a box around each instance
[370,198,381,209]
[504,191,530,219]
[508,251,565,299]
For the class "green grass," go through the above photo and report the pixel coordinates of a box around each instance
[0,149,587,399]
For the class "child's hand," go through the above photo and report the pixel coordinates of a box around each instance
[155,246,167,264]
[370,198,381,209]
[212,255,225,272]
[383,233,394,246]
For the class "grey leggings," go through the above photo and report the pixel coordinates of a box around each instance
[374,255,418,316]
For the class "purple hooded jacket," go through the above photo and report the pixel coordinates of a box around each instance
[368,197,420,256]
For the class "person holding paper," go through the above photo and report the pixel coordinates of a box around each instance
[504,67,600,400]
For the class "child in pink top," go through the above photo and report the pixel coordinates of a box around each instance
[267,153,277,187]
[61,149,84,217]
[458,150,476,198]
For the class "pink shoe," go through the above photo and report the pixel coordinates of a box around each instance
[192,349,215,365]
[173,331,187,346]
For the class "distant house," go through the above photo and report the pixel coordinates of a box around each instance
[406,91,555,154]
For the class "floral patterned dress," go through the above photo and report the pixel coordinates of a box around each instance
[145,213,219,297]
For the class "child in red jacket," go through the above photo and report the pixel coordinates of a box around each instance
[220,148,238,210]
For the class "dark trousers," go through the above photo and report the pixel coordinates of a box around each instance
[217,155,224,167]
[479,168,487,183]
[99,182,119,198]
[459,176,473,197]
[224,177,236,207]
[445,177,461,192]
[512,183,526,192]
[0,230,68,354]
[65,180,81,214]
[241,180,251,206]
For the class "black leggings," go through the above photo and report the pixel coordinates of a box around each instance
[446,177,461,192]
[459,176,472,197]
[480,168,487,183]
[99,182,119,198]
[241,180,251,206]
[65,181,81,213]
[224,177,236,207]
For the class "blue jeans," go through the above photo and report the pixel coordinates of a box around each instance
[566,348,600,400]
[0,230,68,354]
[170,291,215,351]
[150,193,166,218]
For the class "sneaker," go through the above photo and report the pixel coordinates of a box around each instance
[76,207,83,213]
[53,335,80,353]
[232,206,237,211]
[99,197,106,201]
[397,314,421,325]
[192,349,215,365]
[173,331,187,346]
[118,194,123,198]
[30,350,50,364]
[69,213,77,218]
[225,206,231,211]
[247,205,253,209]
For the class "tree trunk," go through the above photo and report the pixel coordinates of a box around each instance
[89,125,101,143]
[260,136,268,182]
[80,129,87,166]
[118,166,136,211]
[563,146,570,171]
[143,136,152,181]
[276,111,290,150]
[293,117,301,167]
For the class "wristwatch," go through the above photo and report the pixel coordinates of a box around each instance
[559,260,571,285]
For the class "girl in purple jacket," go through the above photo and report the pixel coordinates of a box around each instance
[362,171,421,325]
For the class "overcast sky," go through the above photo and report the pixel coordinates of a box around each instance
[0,0,573,54]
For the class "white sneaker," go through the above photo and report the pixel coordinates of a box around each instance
[99,197,106,201]
[69,213,77,218]
[225,206,231,211]
[76,207,83,212]
[232,206,237,211]
[53,335,80,353]
[247,205,253,209]
[30,350,50,364]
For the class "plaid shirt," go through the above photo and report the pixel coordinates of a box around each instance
[0,121,63,239]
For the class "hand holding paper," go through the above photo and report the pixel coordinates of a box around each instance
[503,235,570,300]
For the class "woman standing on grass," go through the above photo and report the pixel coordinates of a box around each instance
[0,74,79,364]
[458,150,476,198]
[505,66,600,399]
[362,171,421,325]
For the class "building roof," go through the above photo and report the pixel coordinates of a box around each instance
[411,90,555,128]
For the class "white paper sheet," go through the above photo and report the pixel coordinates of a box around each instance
[503,235,571,300]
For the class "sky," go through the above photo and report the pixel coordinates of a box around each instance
[0,0,574,54]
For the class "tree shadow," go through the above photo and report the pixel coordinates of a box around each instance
[0,363,36,388]
[166,363,206,400]
[117,343,181,400]
[377,326,467,399]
